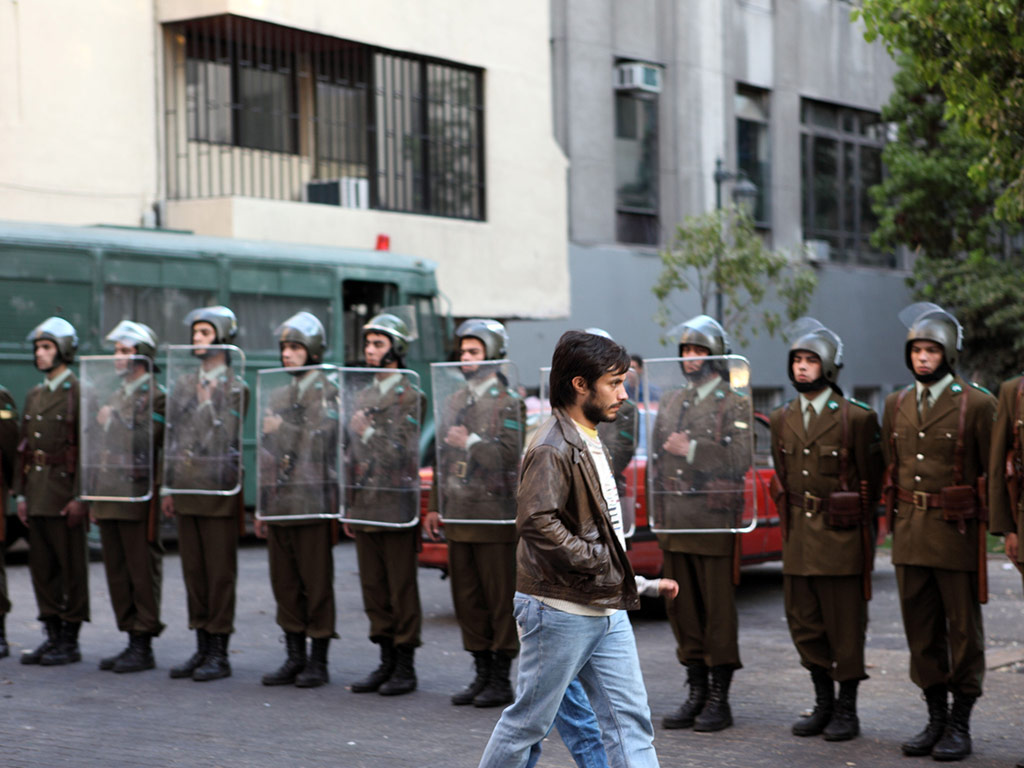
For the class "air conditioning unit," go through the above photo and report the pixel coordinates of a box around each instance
[805,239,831,264]
[614,62,662,94]
[305,177,370,209]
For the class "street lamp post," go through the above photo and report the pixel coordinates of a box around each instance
[712,157,759,322]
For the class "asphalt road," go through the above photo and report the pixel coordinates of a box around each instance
[0,540,1021,768]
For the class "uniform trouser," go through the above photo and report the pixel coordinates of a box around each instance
[663,551,740,669]
[896,564,985,698]
[0,545,10,615]
[267,522,336,639]
[449,540,518,658]
[784,574,867,682]
[177,515,237,635]
[28,516,89,623]
[353,528,421,647]
[99,519,165,636]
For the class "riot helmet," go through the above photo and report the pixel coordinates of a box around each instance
[27,317,79,365]
[670,315,731,357]
[105,320,158,361]
[456,318,509,361]
[184,305,238,345]
[900,302,961,378]
[785,317,843,393]
[362,312,412,366]
[584,327,614,341]
[276,311,326,364]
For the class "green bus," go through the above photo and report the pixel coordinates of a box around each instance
[0,219,452,536]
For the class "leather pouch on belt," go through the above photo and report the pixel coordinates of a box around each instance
[940,485,978,522]
[826,491,862,529]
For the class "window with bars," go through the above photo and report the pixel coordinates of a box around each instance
[736,85,770,228]
[165,15,485,221]
[800,99,889,267]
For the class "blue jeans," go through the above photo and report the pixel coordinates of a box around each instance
[479,594,658,768]
[525,678,608,768]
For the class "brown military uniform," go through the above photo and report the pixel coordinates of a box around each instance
[882,377,994,698]
[260,369,338,639]
[347,372,426,647]
[90,373,166,637]
[0,387,20,616]
[988,375,1024,588]
[165,365,249,635]
[14,371,89,624]
[770,393,882,682]
[651,376,750,669]
[431,374,523,658]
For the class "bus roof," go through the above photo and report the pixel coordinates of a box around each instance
[0,219,437,274]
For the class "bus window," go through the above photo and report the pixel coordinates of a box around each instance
[104,285,216,346]
[409,294,444,362]
[342,280,398,364]
[231,294,332,353]
[2,279,91,347]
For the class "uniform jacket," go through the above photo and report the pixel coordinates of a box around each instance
[346,371,426,530]
[164,366,250,517]
[259,369,339,526]
[651,377,750,556]
[90,373,166,522]
[770,392,883,576]
[515,407,638,610]
[15,372,79,516]
[430,375,523,544]
[988,375,1024,564]
[0,387,19,532]
[882,377,995,571]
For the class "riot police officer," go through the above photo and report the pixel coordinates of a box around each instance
[652,315,748,732]
[161,305,249,682]
[0,384,19,658]
[882,303,994,761]
[15,317,89,666]
[424,319,524,707]
[346,313,426,696]
[769,319,882,741]
[256,312,338,688]
[91,321,166,673]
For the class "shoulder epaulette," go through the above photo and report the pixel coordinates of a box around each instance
[848,398,871,411]
[969,382,992,396]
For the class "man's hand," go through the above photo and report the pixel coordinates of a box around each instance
[444,425,470,449]
[662,431,691,457]
[262,410,283,435]
[61,500,88,529]
[17,499,27,525]
[342,521,355,539]
[97,404,113,427]
[658,578,680,600]
[161,495,175,519]
[254,518,268,539]
[422,510,441,541]
[197,377,217,403]
[1006,532,1019,562]
[349,410,371,438]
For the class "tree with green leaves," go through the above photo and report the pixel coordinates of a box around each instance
[652,206,817,347]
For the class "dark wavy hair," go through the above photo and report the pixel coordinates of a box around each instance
[548,330,631,410]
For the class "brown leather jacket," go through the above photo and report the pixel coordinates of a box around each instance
[515,408,638,610]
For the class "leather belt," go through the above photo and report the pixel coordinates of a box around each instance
[30,449,66,467]
[896,487,943,512]
[787,491,828,513]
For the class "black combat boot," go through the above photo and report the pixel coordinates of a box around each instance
[663,661,709,729]
[901,685,948,757]
[21,617,60,665]
[295,637,330,688]
[930,693,976,762]
[40,621,82,666]
[473,651,513,708]
[192,633,231,681]
[823,679,860,741]
[113,633,155,673]
[351,639,396,693]
[693,665,734,732]
[451,651,492,706]
[378,644,417,696]
[99,634,132,671]
[170,628,210,679]
[262,632,307,686]
[792,666,834,736]
[0,614,9,659]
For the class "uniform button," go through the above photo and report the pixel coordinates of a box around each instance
[805,511,812,518]
[914,475,921,482]
[34,432,41,438]
[918,431,925,438]
[803,448,810,455]
[916,453,924,461]
[801,469,809,476]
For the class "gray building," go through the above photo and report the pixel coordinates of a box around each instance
[508,0,914,413]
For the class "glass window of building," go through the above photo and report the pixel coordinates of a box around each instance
[735,85,770,227]
[614,62,661,246]
[800,99,890,267]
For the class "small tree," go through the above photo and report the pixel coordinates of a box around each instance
[653,206,817,347]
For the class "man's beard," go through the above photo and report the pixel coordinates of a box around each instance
[913,360,951,384]
[793,376,827,393]
[681,360,713,384]
[582,393,616,424]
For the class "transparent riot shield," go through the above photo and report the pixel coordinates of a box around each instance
[537,365,638,538]
[340,367,423,528]
[432,360,523,525]
[79,355,154,502]
[645,355,756,533]
[255,365,342,522]
[162,344,247,496]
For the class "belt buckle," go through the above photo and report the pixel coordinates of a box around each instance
[803,491,821,514]
[913,490,929,512]
[32,449,47,466]
[453,460,467,479]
